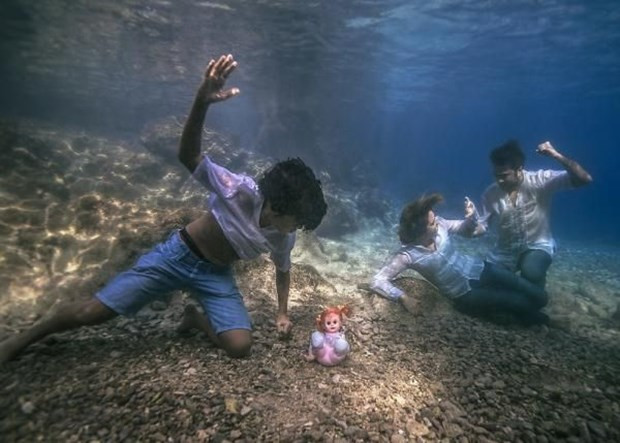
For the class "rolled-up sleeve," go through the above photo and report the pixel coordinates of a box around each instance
[192,155,245,198]
[530,169,573,194]
[441,216,478,237]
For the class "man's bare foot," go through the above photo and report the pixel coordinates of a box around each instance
[177,305,202,334]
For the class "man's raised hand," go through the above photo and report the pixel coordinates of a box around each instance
[200,54,240,104]
[536,141,560,158]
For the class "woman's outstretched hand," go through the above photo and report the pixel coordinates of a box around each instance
[464,196,477,219]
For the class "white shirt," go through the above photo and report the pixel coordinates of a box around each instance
[371,217,484,299]
[192,155,295,271]
[479,169,573,270]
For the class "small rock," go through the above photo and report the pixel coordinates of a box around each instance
[471,425,488,434]
[309,430,323,441]
[20,401,35,414]
[521,387,536,396]
[587,420,606,438]
[152,432,166,442]
[406,419,429,436]
[491,380,505,389]
[484,390,498,401]
[225,397,238,414]
[578,421,592,443]
[344,426,364,438]
[444,423,464,438]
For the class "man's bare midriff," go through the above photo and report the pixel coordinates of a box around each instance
[185,211,240,266]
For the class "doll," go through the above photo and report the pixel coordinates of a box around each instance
[305,305,351,366]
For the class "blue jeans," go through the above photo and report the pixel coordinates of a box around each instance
[517,249,552,289]
[455,261,548,317]
[95,231,251,334]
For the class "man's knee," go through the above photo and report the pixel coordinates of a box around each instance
[519,251,552,284]
[219,330,252,358]
[70,299,117,325]
[520,266,547,284]
[224,341,252,359]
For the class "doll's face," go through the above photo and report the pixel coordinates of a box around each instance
[323,312,342,333]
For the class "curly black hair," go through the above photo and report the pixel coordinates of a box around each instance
[490,139,525,169]
[398,193,443,244]
[258,158,327,231]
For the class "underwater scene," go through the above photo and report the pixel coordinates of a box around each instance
[1,0,619,441]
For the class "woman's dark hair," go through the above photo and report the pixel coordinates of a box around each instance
[490,139,525,169]
[398,193,443,244]
[258,158,327,231]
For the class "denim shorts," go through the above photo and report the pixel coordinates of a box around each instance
[95,230,251,334]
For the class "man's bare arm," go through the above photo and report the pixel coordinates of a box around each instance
[537,141,593,187]
[178,54,240,173]
[275,268,293,339]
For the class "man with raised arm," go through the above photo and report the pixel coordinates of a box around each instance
[477,140,592,291]
[0,54,327,363]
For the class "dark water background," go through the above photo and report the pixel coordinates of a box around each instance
[1,0,619,244]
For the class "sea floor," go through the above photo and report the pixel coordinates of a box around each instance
[1,120,619,441]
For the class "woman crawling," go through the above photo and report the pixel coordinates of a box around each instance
[370,193,549,325]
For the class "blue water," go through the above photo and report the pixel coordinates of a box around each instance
[0,0,619,243]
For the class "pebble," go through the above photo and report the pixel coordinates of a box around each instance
[184,367,197,376]
[443,423,464,438]
[587,420,606,438]
[406,419,429,436]
[20,401,35,414]
[521,387,537,396]
[344,425,365,438]
[491,380,505,389]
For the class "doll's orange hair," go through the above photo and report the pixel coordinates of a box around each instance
[316,305,351,332]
